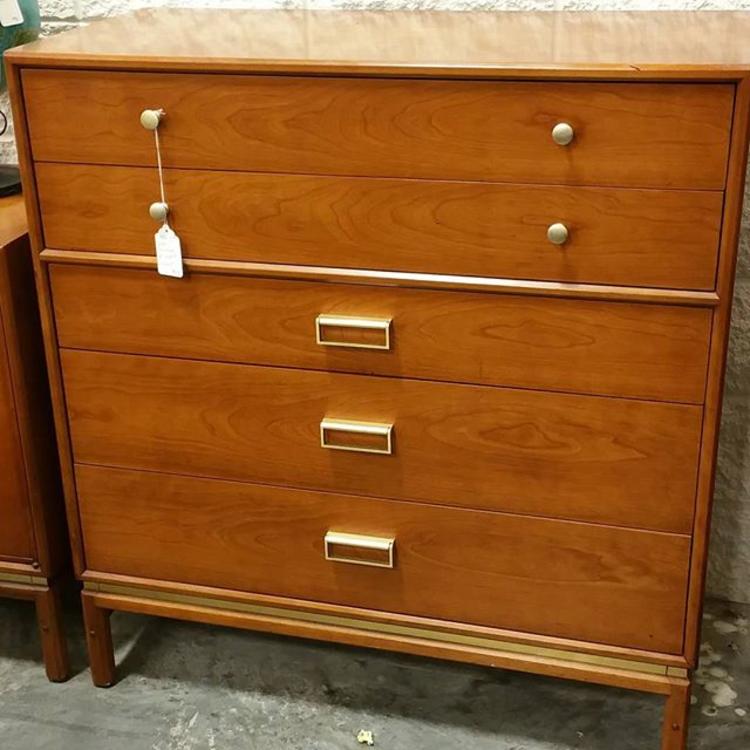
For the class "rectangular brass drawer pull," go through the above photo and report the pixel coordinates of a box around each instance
[315,315,392,350]
[324,531,395,569]
[320,418,393,455]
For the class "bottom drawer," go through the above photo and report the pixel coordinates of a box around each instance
[77,465,690,653]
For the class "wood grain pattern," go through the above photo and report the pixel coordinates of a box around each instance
[34,582,70,682]
[81,591,115,687]
[37,163,724,289]
[0,193,70,681]
[0,194,26,246]
[0,197,36,563]
[76,464,690,653]
[12,11,750,737]
[6,65,86,578]
[82,569,690,668]
[661,680,692,750]
[0,305,34,561]
[0,580,70,682]
[40,248,722,307]
[61,350,702,532]
[88,586,680,695]
[683,77,750,667]
[24,71,732,189]
[50,264,712,403]
[9,10,750,78]
[0,216,67,575]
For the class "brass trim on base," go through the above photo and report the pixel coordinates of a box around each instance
[83,582,688,680]
[667,666,690,678]
[0,571,45,586]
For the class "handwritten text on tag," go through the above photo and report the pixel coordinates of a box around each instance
[154,224,184,278]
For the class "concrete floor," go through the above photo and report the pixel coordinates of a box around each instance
[0,597,747,750]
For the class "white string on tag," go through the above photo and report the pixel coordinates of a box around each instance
[154,127,167,211]
[149,116,184,278]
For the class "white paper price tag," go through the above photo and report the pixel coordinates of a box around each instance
[0,0,23,27]
[154,224,184,278]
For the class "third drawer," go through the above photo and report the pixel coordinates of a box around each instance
[60,349,702,532]
[49,264,711,403]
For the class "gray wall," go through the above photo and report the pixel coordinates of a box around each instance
[6,0,749,604]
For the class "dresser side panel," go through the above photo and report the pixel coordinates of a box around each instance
[684,78,750,664]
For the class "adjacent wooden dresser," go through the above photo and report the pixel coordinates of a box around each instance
[8,9,750,746]
[0,194,68,681]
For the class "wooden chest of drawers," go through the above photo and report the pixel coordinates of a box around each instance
[0,195,68,681]
[9,8,750,747]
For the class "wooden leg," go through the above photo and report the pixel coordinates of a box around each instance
[661,679,691,750]
[81,591,116,687]
[34,582,70,682]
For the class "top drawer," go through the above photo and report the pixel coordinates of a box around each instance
[23,70,733,189]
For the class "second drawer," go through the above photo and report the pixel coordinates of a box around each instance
[61,349,702,532]
[38,164,723,289]
[50,264,711,403]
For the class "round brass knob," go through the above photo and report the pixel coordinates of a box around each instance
[547,222,569,245]
[140,108,164,131]
[149,201,169,222]
[551,122,575,146]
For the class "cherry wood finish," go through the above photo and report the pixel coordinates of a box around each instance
[50,265,712,403]
[9,10,750,78]
[0,310,34,559]
[81,568,689,670]
[41,248,722,307]
[76,464,689,653]
[662,680,692,750]
[37,164,724,289]
[81,591,115,688]
[61,349,701,532]
[682,77,750,668]
[25,71,732,190]
[9,9,750,747]
[0,195,68,681]
[0,581,70,682]
[86,583,684,697]
[33,582,69,681]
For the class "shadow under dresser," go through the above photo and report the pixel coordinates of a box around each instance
[8,8,750,747]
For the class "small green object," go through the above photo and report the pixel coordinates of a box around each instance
[0,0,40,90]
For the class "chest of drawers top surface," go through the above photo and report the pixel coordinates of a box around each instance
[9,8,750,76]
